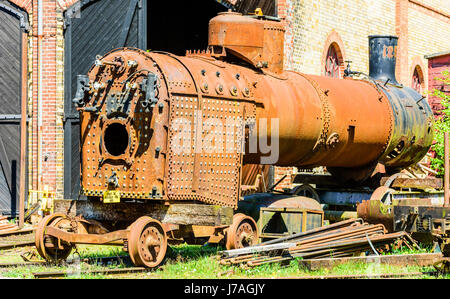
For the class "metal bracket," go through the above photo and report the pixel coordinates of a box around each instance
[63,113,79,124]
[0,114,30,123]
[72,75,90,107]
[141,72,159,109]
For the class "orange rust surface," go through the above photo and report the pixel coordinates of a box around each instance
[208,12,285,73]
[80,47,394,206]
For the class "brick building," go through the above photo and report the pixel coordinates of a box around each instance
[425,51,450,115]
[0,0,448,215]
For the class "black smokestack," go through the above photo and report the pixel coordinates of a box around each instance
[368,35,399,85]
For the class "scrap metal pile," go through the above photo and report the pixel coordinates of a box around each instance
[219,219,419,267]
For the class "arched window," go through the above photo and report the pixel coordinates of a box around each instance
[324,44,341,78]
[412,65,424,94]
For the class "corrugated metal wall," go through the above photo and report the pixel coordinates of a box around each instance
[234,0,277,16]
[0,2,25,215]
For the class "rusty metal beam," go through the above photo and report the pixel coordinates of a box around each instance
[292,174,340,186]
[280,272,438,279]
[45,226,127,245]
[0,241,35,250]
[18,30,27,229]
[380,176,443,190]
[0,226,34,237]
[33,267,148,279]
[53,200,234,226]
[298,253,444,271]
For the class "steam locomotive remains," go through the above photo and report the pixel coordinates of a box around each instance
[34,11,444,268]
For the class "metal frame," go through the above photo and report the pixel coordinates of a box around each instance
[258,207,324,241]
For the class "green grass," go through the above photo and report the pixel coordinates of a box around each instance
[0,243,447,279]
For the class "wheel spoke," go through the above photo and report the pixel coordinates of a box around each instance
[35,214,73,263]
[128,216,167,268]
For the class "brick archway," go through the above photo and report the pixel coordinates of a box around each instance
[322,30,346,78]
[4,0,31,13]
[56,0,81,11]
[410,56,427,94]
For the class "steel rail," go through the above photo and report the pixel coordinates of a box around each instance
[281,271,439,279]
[291,231,387,251]
[32,267,149,279]
[258,218,364,246]
[221,222,382,261]
[0,241,36,250]
[0,261,47,268]
[289,233,406,253]
[0,227,35,237]
[222,234,409,266]
[293,227,386,248]
[0,256,129,270]
[246,244,381,266]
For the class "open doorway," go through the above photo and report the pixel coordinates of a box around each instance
[147,1,227,55]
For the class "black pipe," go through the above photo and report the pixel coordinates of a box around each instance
[369,35,399,85]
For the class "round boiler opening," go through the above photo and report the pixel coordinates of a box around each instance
[104,123,129,156]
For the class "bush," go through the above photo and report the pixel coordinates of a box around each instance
[430,70,450,177]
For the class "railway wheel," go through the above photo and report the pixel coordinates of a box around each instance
[291,184,320,201]
[35,213,74,262]
[128,216,168,268]
[225,213,258,250]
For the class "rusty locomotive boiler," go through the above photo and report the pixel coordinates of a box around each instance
[34,12,434,268]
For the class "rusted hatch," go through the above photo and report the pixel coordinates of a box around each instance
[0,1,28,216]
[63,0,146,199]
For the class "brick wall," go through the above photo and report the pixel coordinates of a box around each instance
[273,166,296,191]
[279,0,397,75]
[278,0,449,86]
[7,0,65,199]
[407,2,450,93]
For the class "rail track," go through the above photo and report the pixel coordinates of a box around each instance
[30,268,441,279]
[32,267,150,279]
[0,253,445,279]
[283,271,441,279]
[0,241,35,250]
[0,255,130,268]
[0,261,47,268]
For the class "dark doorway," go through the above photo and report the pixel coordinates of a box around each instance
[147,1,227,55]
[234,0,277,17]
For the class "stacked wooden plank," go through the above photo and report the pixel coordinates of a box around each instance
[0,216,18,233]
[219,218,418,267]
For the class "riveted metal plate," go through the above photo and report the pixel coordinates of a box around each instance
[80,49,168,200]
[167,94,255,208]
